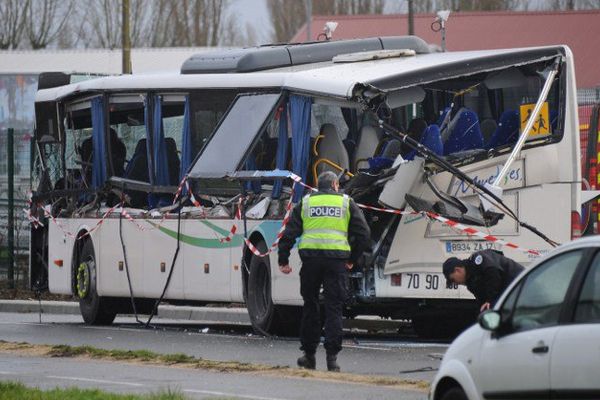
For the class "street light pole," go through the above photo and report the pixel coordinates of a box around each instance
[122,0,131,74]
[408,0,414,36]
[7,128,14,289]
[306,0,312,41]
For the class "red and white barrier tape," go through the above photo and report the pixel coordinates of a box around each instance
[185,181,208,217]
[32,172,541,257]
[218,197,242,243]
[172,175,189,205]
[120,207,166,232]
[424,211,541,256]
[42,202,122,240]
[24,192,44,229]
[243,184,297,257]
[290,173,540,256]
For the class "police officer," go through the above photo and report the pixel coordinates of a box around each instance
[278,171,370,372]
[443,249,525,312]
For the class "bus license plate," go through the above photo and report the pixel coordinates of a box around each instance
[402,273,457,290]
[445,240,498,254]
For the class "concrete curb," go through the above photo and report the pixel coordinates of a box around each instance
[0,300,405,330]
[0,300,251,325]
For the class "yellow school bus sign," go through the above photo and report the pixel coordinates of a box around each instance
[519,102,550,137]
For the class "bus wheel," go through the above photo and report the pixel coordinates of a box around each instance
[246,240,278,334]
[246,240,298,336]
[77,240,117,325]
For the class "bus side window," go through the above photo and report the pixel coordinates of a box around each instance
[64,104,92,190]
[161,97,184,185]
[108,99,147,182]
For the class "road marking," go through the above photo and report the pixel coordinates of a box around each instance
[183,389,287,400]
[344,344,394,351]
[47,375,144,387]
[347,342,449,349]
[0,371,15,375]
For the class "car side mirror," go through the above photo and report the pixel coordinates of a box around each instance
[478,310,502,331]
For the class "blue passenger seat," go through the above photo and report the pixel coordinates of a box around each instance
[485,110,520,149]
[405,124,443,160]
[124,139,149,182]
[443,109,484,155]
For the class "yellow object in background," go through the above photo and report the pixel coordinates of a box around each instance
[520,102,550,137]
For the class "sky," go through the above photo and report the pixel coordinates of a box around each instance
[228,0,273,44]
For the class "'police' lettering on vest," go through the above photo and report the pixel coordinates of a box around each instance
[309,206,342,218]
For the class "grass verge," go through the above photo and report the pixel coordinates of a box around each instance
[0,340,429,391]
[0,381,187,400]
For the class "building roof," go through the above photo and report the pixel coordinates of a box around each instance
[292,10,600,89]
[0,47,214,75]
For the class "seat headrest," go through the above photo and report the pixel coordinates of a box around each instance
[320,123,338,137]
[133,138,147,153]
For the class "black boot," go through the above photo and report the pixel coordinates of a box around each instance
[326,354,340,372]
[297,353,316,370]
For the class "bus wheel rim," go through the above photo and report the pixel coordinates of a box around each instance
[77,262,91,299]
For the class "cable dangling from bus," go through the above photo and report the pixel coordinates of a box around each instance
[119,197,145,326]
[145,197,184,328]
[118,194,185,329]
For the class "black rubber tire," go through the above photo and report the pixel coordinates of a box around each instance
[246,240,300,336]
[440,386,468,400]
[77,240,117,325]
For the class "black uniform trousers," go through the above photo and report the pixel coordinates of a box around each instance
[299,257,348,356]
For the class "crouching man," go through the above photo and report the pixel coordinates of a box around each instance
[443,249,525,312]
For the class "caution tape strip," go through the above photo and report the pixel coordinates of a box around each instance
[119,207,166,232]
[288,173,541,256]
[24,192,44,229]
[42,202,123,240]
[424,211,541,256]
[31,172,541,256]
[243,183,297,257]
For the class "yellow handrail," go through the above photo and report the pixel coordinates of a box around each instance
[312,158,354,184]
[313,135,324,156]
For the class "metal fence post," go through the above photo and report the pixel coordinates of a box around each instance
[7,128,15,289]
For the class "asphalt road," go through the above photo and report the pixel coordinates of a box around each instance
[0,312,447,399]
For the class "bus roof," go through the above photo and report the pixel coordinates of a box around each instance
[35,45,567,103]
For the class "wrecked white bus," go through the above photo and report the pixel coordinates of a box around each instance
[30,36,587,337]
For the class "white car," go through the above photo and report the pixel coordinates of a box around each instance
[430,237,600,400]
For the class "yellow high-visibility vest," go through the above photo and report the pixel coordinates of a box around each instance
[299,193,351,252]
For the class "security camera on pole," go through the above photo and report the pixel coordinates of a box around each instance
[431,10,450,52]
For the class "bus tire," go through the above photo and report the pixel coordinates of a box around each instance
[413,313,474,340]
[246,240,297,336]
[77,240,117,325]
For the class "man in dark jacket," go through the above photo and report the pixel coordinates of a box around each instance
[443,249,525,312]
[278,171,371,372]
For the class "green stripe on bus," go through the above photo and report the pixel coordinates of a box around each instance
[148,221,243,248]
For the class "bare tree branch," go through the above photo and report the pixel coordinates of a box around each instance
[0,0,30,49]
[26,0,74,49]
